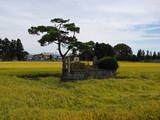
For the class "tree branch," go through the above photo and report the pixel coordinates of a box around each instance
[58,42,64,57]
[64,48,71,57]
[73,32,75,37]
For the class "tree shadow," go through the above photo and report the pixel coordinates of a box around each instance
[18,73,61,80]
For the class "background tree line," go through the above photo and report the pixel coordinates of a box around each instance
[0,38,28,61]
[72,41,160,62]
[0,37,160,62]
[137,49,160,61]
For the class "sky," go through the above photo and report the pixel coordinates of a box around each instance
[0,0,160,54]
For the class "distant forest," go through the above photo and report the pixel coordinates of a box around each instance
[0,38,28,61]
[0,38,160,61]
[73,41,160,62]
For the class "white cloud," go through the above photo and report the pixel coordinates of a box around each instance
[0,0,160,53]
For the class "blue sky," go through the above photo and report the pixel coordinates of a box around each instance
[0,0,160,54]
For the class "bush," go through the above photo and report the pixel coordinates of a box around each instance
[95,57,119,71]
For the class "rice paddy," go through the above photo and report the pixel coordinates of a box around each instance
[0,61,160,120]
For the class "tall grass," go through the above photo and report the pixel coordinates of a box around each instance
[0,61,160,120]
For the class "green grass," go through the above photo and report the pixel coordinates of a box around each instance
[0,61,160,120]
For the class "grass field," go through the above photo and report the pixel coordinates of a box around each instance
[0,62,160,120]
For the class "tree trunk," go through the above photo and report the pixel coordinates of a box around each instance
[62,57,66,74]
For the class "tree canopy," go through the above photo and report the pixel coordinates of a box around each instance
[0,38,28,61]
[114,43,133,60]
[95,42,115,59]
[28,18,80,58]
[71,41,115,60]
[28,18,80,72]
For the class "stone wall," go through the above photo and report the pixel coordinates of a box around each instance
[61,69,115,81]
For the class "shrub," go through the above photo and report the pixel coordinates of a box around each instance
[95,57,119,71]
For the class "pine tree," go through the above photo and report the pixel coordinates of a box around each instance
[158,52,160,59]
[142,50,145,60]
[137,49,142,60]
[153,51,157,60]
[10,40,17,60]
[146,50,150,60]
[2,38,11,61]
[149,51,152,60]
[0,39,2,59]
[16,39,24,61]
[0,38,28,61]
